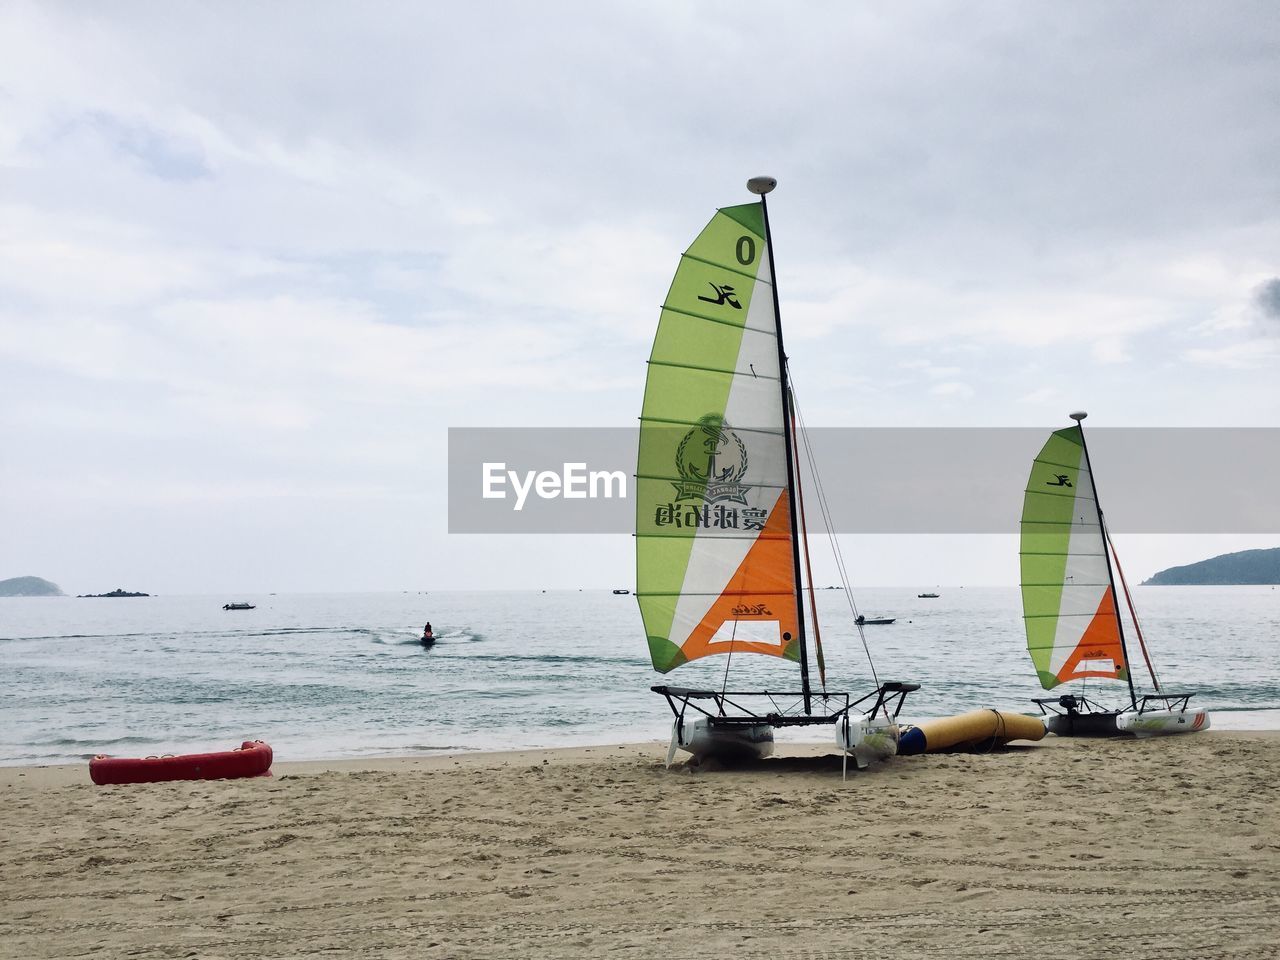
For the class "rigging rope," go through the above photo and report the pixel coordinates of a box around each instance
[720,617,738,698]
[973,708,1007,754]
[788,370,881,689]
[1106,527,1162,691]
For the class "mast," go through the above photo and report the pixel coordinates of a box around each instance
[1070,411,1138,707]
[791,399,827,692]
[749,175,812,713]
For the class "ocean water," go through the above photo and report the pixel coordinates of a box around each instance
[1,586,1277,766]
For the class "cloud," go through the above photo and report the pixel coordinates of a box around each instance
[1017,386,1058,406]
[1254,277,1280,324]
[0,204,288,308]
[2,2,1279,589]
[1184,340,1280,369]
[930,382,974,399]
[1092,337,1130,365]
[83,112,212,182]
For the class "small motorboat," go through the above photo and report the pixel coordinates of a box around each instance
[90,740,273,785]
[917,592,940,599]
[855,615,896,625]
[420,632,435,647]
[223,602,255,610]
[612,588,631,595]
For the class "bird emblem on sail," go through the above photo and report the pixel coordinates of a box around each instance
[671,414,750,504]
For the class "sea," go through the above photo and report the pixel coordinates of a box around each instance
[2,586,1277,766]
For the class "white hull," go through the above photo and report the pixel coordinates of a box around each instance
[835,712,899,774]
[1116,706,1210,737]
[667,717,775,765]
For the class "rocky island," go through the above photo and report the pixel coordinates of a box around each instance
[77,588,151,598]
[1143,547,1280,585]
[0,576,65,597]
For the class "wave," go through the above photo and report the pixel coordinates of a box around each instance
[403,743,481,753]
[3,625,387,643]
[371,629,479,646]
[27,734,159,747]
[1203,703,1280,713]
[460,653,647,667]
[7,625,488,647]
[2,631,163,641]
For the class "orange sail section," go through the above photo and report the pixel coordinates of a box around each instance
[678,491,800,663]
[1055,588,1128,683]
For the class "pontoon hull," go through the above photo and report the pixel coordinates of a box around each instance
[835,713,899,770]
[671,717,774,764]
[1044,711,1123,737]
[1116,707,1210,737]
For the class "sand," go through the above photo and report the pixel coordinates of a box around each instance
[1,733,1277,960]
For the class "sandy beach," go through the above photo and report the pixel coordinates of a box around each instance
[1,733,1277,960]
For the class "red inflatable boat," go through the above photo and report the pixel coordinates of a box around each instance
[90,740,273,785]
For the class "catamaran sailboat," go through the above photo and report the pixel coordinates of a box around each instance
[1019,412,1209,737]
[635,177,917,774]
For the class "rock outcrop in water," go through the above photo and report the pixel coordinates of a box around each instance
[0,576,65,597]
[77,588,151,598]
[1143,547,1280,585]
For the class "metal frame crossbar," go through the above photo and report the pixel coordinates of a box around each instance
[653,681,919,732]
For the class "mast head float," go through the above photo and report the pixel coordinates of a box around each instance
[1070,411,1088,422]
[746,176,777,195]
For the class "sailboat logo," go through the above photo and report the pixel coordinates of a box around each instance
[696,282,742,309]
[672,415,749,504]
[1046,474,1073,487]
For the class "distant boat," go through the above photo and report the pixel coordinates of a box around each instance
[612,588,630,595]
[917,592,940,599]
[1021,412,1209,738]
[222,602,255,610]
[855,615,896,625]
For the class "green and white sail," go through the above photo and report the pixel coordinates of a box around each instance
[636,203,799,673]
[1019,425,1127,689]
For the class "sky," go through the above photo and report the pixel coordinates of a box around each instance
[1,1,1278,595]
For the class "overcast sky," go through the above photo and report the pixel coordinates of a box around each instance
[2,1,1277,594]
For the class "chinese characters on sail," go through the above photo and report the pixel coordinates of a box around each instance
[654,503,767,530]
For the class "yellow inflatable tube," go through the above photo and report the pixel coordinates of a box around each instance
[898,709,1046,755]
